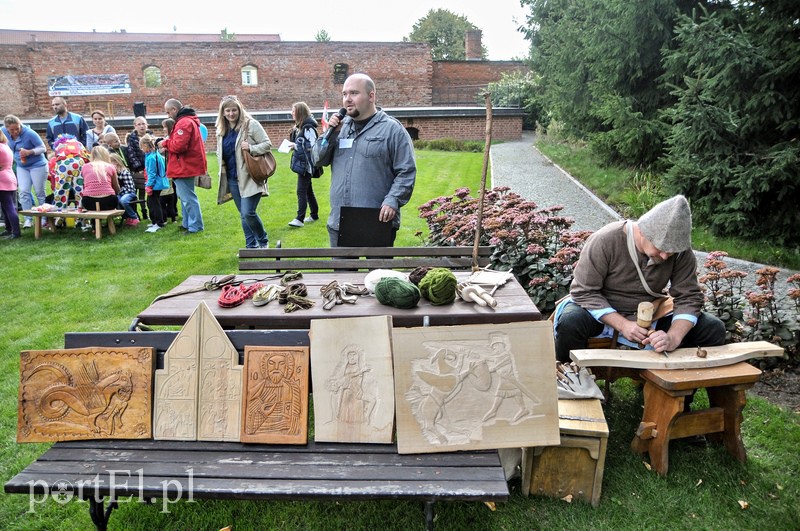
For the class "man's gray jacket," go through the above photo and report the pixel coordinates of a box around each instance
[312,109,416,230]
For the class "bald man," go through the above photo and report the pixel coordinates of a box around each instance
[312,73,416,247]
[46,97,89,149]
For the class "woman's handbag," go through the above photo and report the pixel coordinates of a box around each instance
[196,173,212,189]
[243,148,277,185]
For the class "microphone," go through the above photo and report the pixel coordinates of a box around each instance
[320,108,347,148]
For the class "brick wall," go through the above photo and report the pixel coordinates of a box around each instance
[431,61,528,105]
[1,41,433,119]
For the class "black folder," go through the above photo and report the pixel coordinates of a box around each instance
[337,207,394,247]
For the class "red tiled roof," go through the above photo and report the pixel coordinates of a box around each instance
[0,29,280,45]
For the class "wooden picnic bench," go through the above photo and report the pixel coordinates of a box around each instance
[20,209,125,240]
[238,245,493,272]
[5,330,509,531]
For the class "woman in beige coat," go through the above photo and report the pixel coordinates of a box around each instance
[215,95,272,248]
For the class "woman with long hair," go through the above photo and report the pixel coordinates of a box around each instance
[85,110,116,151]
[215,95,272,248]
[80,145,120,213]
[287,102,320,228]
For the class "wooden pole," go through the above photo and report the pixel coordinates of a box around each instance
[472,92,493,271]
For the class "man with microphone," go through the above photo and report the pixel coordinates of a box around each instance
[312,73,416,247]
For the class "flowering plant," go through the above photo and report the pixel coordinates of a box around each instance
[699,252,799,359]
[417,186,591,314]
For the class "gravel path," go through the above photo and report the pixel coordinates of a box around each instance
[489,132,798,300]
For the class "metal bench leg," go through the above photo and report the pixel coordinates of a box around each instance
[424,501,435,531]
[88,497,117,531]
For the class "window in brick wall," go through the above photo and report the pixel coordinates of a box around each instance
[241,65,258,86]
[333,63,349,84]
[144,66,161,88]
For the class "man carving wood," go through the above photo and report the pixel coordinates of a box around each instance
[554,195,726,362]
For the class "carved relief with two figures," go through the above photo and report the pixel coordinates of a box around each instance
[393,321,560,454]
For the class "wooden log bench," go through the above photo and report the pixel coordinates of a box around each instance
[19,209,125,240]
[238,245,493,272]
[5,330,509,531]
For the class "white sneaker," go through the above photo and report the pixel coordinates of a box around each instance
[288,219,304,227]
[145,225,160,233]
[23,219,32,229]
[303,216,318,223]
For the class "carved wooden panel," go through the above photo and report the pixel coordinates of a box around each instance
[393,321,561,454]
[154,302,243,441]
[241,346,309,444]
[197,305,243,442]
[18,347,154,443]
[310,316,395,444]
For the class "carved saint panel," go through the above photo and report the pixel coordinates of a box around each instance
[154,301,242,441]
[310,316,395,443]
[393,321,560,454]
[18,347,154,442]
[241,346,309,444]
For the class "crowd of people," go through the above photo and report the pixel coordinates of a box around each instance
[1,74,419,247]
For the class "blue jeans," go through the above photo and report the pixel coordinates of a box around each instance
[17,164,48,223]
[118,192,139,219]
[173,177,204,233]
[228,177,268,248]
[553,302,727,363]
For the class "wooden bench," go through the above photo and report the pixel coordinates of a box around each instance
[20,209,125,240]
[5,330,509,531]
[238,246,493,273]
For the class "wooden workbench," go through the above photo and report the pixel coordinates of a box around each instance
[133,272,541,330]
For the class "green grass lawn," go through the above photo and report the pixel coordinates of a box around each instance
[1,150,798,530]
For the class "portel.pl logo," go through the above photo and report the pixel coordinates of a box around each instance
[27,468,194,513]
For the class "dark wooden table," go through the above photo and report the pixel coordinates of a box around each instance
[135,272,541,329]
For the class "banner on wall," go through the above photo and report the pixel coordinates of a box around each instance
[48,74,132,96]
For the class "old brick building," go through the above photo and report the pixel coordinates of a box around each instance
[0,29,527,144]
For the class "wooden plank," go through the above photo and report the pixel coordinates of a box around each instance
[557,399,608,438]
[17,459,498,482]
[670,409,725,439]
[238,246,491,259]
[570,341,783,369]
[642,362,762,390]
[239,258,488,272]
[6,472,508,500]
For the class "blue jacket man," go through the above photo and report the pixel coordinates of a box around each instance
[46,97,89,149]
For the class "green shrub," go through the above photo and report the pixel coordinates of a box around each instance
[413,138,484,152]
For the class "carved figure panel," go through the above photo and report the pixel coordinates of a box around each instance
[241,346,309,444]
[154,301,243,441]
[18,347,154,443]
[197,312,242,442]
[310,316,394,443]
[393,321,560,454]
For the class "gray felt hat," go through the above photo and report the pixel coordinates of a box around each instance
[637,195,692,253]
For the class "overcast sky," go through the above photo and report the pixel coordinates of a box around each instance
[1,0,531,61]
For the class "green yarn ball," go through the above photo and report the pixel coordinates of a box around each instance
[374,277,421,309]
[418,267,457,305]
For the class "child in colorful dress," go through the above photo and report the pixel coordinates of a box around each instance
[140,134,169,233]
